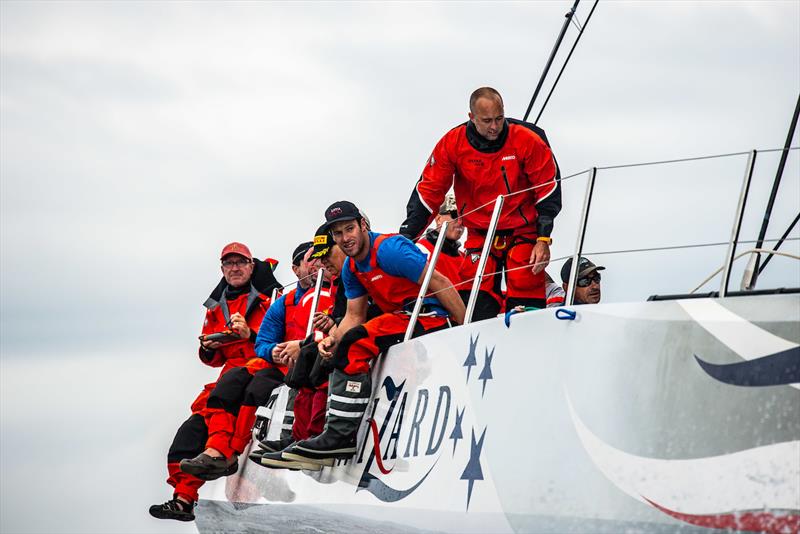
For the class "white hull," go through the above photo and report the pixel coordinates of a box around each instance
[197,294,800,533]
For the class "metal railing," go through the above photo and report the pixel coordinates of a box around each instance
[275,146,798,340]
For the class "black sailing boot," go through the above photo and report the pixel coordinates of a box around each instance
[148,498,195,521]
[282,370,370,462]
[258,436,295,453]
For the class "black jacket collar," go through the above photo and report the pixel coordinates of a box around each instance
[465,119,509,154]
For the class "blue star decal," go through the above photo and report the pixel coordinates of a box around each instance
[448,406,465,456]
[478,346,494,397]
[460,426,487,511]
[463,334,479,382]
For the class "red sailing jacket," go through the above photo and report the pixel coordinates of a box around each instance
[348,234,422,314]
[283,288,305,342]
[200,287,271,373]
[416,122,557,234]
[284,284,336,341]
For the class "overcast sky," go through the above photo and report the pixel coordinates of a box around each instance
[1,1,798,533]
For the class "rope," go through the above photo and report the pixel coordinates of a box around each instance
[411,168,589,244]
[422,237,800,298]
[689,248,800,294]
[413,145,797,243]
[535,0,599,125]
[595,146,798,171]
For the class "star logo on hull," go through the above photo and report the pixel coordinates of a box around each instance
[460,426,487,511]
[449,406,465,456]
[464,334,479,382]
[478,347,494,397]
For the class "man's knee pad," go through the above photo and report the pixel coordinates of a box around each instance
[242,367,284,407]
[207,367,250,413]
[168,413,207,462]
[333,325,369,371]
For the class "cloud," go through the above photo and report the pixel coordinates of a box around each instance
[0,3,798,528]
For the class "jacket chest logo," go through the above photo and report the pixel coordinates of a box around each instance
[370,274,384,282]
[501,155,516,161]
[467,158,485,167]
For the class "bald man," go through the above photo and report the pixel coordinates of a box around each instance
[400,87,562,321]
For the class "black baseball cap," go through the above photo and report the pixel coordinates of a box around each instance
[292,241,314,266]
[323,200,361,229]
[561,256,605,284]
[311,224,333,259]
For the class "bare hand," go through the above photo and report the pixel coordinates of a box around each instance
[312,312,335,334]
[272,342,288,364]
[279,340,302,368]
[318,336,337,360]
[229,312,250,340]
[530,241,550,275]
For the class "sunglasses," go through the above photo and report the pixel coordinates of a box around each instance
[576,273,601,287]
[222,259,252,269]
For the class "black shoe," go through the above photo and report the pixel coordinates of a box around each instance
[180,453,238,479]
[148,498,195,522]
[248,448,266,465]
[283,435,357,461]
[257,436,295,453]
[259,450,324,471]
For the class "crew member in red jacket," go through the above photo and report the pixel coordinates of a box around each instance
[416,194,466,291]
[149,242,274,522]
[283,201,466,463]
[400,87,562,320]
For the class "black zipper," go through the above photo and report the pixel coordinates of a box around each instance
[517,206,530,226]
[500,165,512,193]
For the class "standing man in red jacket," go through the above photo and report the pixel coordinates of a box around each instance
[400,87,562,320]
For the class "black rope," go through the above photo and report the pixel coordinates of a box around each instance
[748,93,800,284]
[523,0,581,122]
[535,0,599,125]
[759,212,800,274]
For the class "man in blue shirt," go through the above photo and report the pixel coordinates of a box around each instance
[283,201,465,463]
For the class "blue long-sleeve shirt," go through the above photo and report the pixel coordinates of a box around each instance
[254,286,309,362]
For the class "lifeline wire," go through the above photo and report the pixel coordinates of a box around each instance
[422,237,800,299]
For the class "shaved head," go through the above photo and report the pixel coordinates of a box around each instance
[468,87,505,141]
[469,87,504,113]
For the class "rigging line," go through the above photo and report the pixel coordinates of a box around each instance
[423,253,575,299]
[581,237,800,258]
[596,150,751,170]
[414,142,796,243]
[412,168,589,243]
[276,269,321,292]
[570,15,583,32]
[523,0,581,122]
[596,146,799,171]
[747,96,800,287]
[534,0,599,125]
[423,237,800,298]
[759,212,800,274]
[757,146,800,154]
[690,248,800,294]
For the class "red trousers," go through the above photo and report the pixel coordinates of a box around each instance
[292,386,328,441]
[336,313,448,375]
[461,232,545,306]
[166,359,282,503]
